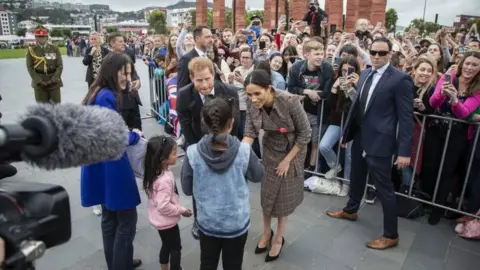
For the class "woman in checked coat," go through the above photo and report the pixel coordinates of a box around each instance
[242,70,312,262]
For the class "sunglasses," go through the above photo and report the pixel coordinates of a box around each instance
[370,50,389,56]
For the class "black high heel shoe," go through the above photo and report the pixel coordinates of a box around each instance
[255,229,274,254]
[265,237,285,262]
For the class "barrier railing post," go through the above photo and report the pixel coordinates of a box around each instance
[314,99,325,173]
[431,119,453,203]
[457,126,480,210]
[148,67,155,116]
[408,114,427,197]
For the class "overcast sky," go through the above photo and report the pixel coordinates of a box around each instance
[71,0,479,26]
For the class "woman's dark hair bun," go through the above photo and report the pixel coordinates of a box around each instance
[244,69,271,89]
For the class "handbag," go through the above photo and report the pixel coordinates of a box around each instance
[126,137,148,179]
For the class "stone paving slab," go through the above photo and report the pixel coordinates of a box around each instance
[1,57,479,269]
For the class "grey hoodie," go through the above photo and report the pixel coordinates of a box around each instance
[181,134,264,196]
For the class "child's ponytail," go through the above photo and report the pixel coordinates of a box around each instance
[202,97,234,153]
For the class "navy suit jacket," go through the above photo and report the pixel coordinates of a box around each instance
[177,49,200,90]
[341,65,414,158]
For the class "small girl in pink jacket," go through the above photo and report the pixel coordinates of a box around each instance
[143,135,192,270]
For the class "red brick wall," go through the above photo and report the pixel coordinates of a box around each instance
[345,0,359,31]
[264,0,272,29]
[357,0,372,21]
[213,0,225,29]
[325,0,343,31]
[370,0,387,25]
[196,0,208,26]
[267,0,286,29]
[234,0,246,31]
[289,0,309,23]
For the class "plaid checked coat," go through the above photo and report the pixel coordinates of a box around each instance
[245,90,312,217]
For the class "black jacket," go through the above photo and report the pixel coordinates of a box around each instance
[287,59,334,118]
[177,48,200,90]
[176,80,240,146]
[303,9,328,37]
[82,46,110,85]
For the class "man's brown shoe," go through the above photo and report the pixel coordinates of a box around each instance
[366,237,399,250]
[326,210,358,221]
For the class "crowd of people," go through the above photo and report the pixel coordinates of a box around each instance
[24,2,480,269]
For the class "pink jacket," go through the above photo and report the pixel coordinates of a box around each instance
[147,170,186,230]
[430,72,480,139]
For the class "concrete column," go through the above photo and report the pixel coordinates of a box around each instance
[196,0,208,26]
[213,0,225,29]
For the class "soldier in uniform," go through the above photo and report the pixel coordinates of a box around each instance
[26,26,63,103]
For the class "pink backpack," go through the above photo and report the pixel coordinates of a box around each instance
[455,210,480,240]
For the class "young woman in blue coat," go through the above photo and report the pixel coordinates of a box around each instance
[81,51,143,270]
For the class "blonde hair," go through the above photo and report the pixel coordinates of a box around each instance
[412,55,437,100]
[89,31,104,45]
[303,40,324,53]
[188,57,214,77]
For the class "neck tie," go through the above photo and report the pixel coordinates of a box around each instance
[204,94,214,103]
[356,70,377,126]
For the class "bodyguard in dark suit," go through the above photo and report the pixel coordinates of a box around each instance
[177,57,240,240]
[327,37,414,250]
[177,25,214,90]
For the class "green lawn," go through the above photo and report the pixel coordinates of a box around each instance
[0,47,67,60]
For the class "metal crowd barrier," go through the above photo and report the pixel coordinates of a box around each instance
[305,99,480,219]
[146,75,480,219]
[145,67,174,130]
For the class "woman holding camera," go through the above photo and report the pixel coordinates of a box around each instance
[423,51,480,225]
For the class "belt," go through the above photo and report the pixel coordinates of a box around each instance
[35,69,56,75]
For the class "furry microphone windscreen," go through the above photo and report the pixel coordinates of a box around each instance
[21,103,129,170]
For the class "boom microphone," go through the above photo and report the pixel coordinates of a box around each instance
[0,103,129,170]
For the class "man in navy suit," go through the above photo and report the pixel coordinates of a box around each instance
[327,37,414,250]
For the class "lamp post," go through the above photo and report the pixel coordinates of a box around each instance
[232,0,237,32]
[422,0,427,21]
[274,0,279,28]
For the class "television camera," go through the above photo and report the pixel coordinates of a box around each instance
[0,115,71,270]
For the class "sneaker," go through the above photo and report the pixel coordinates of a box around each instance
[176,135,185,148]
[364,187,376,204]
[325,164,342,180]
[338,184,349,197]
[304,166,315,180]
[92,205,102,216]
[191,221,200,240]
[133,259,142,268]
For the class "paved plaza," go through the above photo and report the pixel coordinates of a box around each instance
[0,56,479,270]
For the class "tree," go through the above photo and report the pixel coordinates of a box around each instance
[225,9,232,29]
[385,8,398,34]
[19,3,26,9]
[148,10,167,34]
[50,28,63,37]
[105,26,119,33]
[62,28,72,38]
[245,10,264,26]
[466,18,480,29]
[16,28,27,37]
[207,9,213,28]
[406,19,440,37]
[189,9,196,27]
